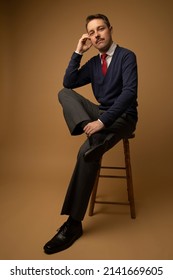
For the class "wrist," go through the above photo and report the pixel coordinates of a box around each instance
[98,119,104,128]
[98,119,103,124]
[75,50,83,55]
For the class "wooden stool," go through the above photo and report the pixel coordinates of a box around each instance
[89,134,136,219]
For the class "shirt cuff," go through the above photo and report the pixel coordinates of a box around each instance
[75,51,83,55]
[98,119,104,125]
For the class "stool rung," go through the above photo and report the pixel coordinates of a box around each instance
[100,175,127,179]
[95,200,130,205]
[101,166,126,170]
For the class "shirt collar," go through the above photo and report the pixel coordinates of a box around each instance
[99,42,117,58]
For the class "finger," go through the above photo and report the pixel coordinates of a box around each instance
[81,33,90,39]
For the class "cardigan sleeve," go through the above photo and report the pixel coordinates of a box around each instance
[63,52,91,88]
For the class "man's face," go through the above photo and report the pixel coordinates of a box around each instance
[87,19,113,53]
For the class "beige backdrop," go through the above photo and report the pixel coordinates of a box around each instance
[1,0,173,260]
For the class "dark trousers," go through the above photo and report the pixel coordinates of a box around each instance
[58,88,137,221]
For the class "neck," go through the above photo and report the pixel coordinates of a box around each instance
[100,40,113,54]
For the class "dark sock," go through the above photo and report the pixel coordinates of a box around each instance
[80,120,90,129]
[72,120,90,135]
[67,216,81,226]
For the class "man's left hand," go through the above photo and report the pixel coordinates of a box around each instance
[83,120,104,137]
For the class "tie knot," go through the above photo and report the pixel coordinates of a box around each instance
[101,53,107,61]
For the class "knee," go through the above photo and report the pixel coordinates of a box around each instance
[58,88,79,108]
[58,88,67,103]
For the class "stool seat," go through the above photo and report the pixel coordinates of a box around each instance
[125,133,135,139]
[89,135,136,219]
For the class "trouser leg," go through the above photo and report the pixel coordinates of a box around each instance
[58,88,99,135]
[61,138,101,221]
[60,115,137,221]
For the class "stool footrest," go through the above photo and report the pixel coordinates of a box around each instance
[101,166,126,170]
[95,200,130,205]
[100,175,127,179]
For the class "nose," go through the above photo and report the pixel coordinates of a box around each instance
[95,31,100,38]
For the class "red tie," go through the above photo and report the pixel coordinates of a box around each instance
[101,53,107,76]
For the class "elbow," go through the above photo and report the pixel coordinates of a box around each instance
[63,77,74,89]
[63,79,70,89]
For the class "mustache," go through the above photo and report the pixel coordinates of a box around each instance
[96,38,104,44]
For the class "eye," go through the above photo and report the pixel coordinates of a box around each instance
[89,31,94,36]
[98,26,105,31]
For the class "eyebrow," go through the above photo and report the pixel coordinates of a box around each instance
[88,24,106,34]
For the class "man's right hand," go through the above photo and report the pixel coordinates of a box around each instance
[76,34,92,54]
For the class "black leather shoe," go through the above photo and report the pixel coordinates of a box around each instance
[44,221,83,254]
[84,133,115,161]
[84,141,107,161]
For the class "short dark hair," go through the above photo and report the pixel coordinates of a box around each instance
[85,14,111,30]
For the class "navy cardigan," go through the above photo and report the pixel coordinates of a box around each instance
[63,45,138,127]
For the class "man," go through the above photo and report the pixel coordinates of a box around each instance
[44,14,138,254]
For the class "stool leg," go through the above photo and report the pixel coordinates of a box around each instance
[88,165,101,216]
[123,138,136,219]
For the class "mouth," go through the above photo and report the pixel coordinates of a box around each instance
[96,38,104,45]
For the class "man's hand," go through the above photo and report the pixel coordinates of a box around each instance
[83,120,104,137]
[76,34,92,54]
